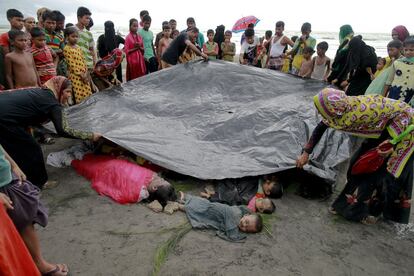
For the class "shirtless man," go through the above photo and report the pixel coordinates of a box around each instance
[5,30,39,89]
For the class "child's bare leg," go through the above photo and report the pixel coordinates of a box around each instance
[20,224,68,275]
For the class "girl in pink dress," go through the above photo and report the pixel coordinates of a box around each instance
[124,18,146,81]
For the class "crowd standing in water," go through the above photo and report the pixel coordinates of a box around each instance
[0,6,413,276]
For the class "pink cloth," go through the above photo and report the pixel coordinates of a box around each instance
[247,196,256,212]
[124,32,147,81]
[392,25,410,42]
[72,154,154,204]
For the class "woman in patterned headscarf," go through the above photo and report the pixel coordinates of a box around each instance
[0,76,102,188]
[392,25,410,42]
[297,88,414,224]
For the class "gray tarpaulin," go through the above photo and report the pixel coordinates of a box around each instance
[62,60,353,182]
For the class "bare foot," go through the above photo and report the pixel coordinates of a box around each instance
[43,181,58,190]
[40,263,68,276]
[361,216,378,225]
[328,206,337,215]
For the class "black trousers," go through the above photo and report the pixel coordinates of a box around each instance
[145,57,158,74]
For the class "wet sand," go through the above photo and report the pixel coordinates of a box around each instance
[39,138,414,276]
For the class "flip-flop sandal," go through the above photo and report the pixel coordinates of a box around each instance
[42,264,68,276]
[43,181,59,190]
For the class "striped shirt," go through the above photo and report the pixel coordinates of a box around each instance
[44,29,64,53]
[76,27,95,69]
[31,45,56,84]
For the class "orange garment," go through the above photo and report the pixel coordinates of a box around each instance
[0,205,40,276]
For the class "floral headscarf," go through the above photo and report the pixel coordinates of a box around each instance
[314,88,414,177]
[43,76,71,102]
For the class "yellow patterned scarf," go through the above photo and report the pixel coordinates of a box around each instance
[314,88,414,177]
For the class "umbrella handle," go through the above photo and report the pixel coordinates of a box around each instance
[390,124,414,145]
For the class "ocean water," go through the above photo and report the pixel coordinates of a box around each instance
[0,25,390,59]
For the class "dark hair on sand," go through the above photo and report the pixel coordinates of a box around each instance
[262,198,276,214]
[404,36,414,47]
[151,184,177,207]
[77,6,92,18]
[244,28,255,38]
[142,14,151,23]
[8,29,25,41]
[42,10,56,22]
[140,10,149,17]
[263,175,284,199]
[388,39,403,49]
[317,41,329,51]
[276,21,285,28]
[207,29,214,35]
[129,18,138,27]
[52,10,65,22]
[30,27,45,38]
[253,214,263,232]
[64,26,78,37]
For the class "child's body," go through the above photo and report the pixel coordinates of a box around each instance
[31,27,57,85]
[178,193,262,242]
[201,176,281,213]
[298,46,315,78]
[311,41,330,81]
[221,30,235,62]
[63,27,92,103]
[5,30,39,89]
[385,36,414,105]
[203,29,219,60]
[72,153,176,206]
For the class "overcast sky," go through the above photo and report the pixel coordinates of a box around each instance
[1,0,413,33]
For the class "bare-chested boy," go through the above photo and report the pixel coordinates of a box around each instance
[157,24,172,69]
[5,30,40,89]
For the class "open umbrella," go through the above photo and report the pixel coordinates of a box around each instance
[232,16,260,33]
[351,125,414,175]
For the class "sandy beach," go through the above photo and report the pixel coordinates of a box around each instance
[38,138,414,276]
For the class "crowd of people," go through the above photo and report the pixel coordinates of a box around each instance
[0,5,413,276]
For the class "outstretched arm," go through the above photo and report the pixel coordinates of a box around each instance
[296,121,329,168]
